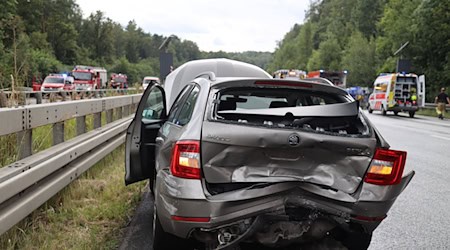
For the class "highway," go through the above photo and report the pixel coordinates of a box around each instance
[120,111,450,249]
[366,111,450,249]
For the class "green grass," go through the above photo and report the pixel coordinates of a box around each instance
[0,145,147,249]
[417,108,441,117]
[0,107,126,167]
[0,134,17,167]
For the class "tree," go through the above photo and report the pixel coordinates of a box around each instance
[342,31,376,86]
[351,0,384,38]
[376,0,421,71]
[307,34,342,71]
[413,0,450,100]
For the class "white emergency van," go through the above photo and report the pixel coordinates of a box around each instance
[368,73,425,118]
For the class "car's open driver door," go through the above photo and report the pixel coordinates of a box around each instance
[125,84,166,185]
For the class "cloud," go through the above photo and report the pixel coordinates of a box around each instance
[76,0,310,52]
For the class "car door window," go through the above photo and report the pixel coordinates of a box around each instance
[142,87,165,120]
[175,86,199,126]
[168,85,193,123]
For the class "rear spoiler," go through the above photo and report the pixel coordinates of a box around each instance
[218,101,359,117]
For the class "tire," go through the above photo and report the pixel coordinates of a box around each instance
[409,111,415,118]
[341,232,372,250]
[332,227,372,250]
[381,106,387,116]
[152,205,192,250]
[368,105,373,114]
[394,111,399,116]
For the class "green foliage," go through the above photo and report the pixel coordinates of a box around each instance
[272,0,449,100]
[413,0,450,100]
[306,34,342,72]
[342,32,376,87]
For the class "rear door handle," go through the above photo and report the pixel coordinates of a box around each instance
[155,137,164,143]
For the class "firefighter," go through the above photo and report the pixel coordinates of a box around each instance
[435,87,450,120]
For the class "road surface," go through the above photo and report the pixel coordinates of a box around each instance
[120,111,450,249]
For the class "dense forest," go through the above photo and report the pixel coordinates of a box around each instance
[1,0,449,101]
[268,0,450,101]
[0,0,272,88]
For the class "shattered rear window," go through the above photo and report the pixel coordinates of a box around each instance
[213,87,370,137]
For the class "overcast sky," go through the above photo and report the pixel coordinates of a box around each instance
[76,0,310,52]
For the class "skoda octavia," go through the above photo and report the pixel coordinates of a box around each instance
[125,59,414,249]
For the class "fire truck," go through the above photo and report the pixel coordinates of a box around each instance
[72,65,107,91]
[110,73,128,89]
[306,70,347,88]
[273,69,307,80]
[367,73,425,118]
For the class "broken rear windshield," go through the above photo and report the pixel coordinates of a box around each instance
[213,87,370,137]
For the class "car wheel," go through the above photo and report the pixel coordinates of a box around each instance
[409,111,415,118]
[341,232,372,250]
[368,105,373,114]
[152,203,192,250]
[381,106,387,116]
[394,111,399,116]
[332,228,372,250]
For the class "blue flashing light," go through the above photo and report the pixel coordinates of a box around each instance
[319,69,324,73]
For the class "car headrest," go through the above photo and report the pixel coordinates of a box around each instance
[218,100,237,111]
[269,101,289,108]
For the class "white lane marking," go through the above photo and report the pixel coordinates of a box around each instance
[430,134,450,141]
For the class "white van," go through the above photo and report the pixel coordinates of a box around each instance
[368,73,425,118]
[142,76,160,90]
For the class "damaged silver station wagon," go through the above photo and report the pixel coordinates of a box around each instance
[125,59,415,250]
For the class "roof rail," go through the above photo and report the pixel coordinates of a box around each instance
[195,71,216,81]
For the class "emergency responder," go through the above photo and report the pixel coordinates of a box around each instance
[435,87,450,120]
[411,87,417,102]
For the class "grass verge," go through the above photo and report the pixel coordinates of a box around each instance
[0,145,147,249]
[417,108,441,118]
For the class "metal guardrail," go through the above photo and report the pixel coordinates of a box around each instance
[1,87,138,95]
[0,94,141,235]
[423,103,437,109]
[0,88,141,108]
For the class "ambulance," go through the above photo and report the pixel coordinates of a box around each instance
[367,73,425,118]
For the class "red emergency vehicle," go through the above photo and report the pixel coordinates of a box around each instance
[72,65,107,91]
[110,73,128,89]
[306,70,347,88]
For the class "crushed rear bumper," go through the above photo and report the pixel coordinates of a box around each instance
[155,170,415,241]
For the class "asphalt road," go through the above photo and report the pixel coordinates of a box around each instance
[366,111,450,249]
[120,111,450,249]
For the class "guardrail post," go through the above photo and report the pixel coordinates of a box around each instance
[35,92,42,104]
[123,105,130,116]
[53,122,64,145]
[116,107,123,119]
[93,112,101,129]
[76,116,86,135]
[0,91,7,107]
[106,110,113,123]
[17,129,32,159]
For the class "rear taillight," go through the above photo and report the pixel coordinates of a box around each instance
[364,148,407,185]
[170,141,201,179]
[171,215,210,222]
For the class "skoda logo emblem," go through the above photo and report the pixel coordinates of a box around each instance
[288,134,300,146]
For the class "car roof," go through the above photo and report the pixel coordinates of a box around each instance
[206,77,350,96]
[164,58,271,109]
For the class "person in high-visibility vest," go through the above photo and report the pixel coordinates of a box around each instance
[410,87,417,102]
